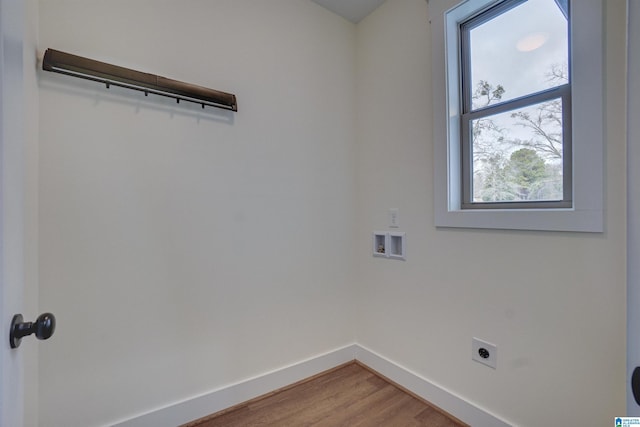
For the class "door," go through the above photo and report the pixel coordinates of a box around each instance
[1,0,27,425]
[629,0,640,415]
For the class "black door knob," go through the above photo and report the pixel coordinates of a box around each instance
[10,313,56,349]
[633,366,640,405]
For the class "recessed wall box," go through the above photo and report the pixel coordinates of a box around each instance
[372,232,406,260]
[388,232,406,260]
[373,232,387,257]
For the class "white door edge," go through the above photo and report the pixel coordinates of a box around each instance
[0,0,27,425]
[628,0,640,415]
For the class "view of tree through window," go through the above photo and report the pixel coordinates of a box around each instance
[461,0,570,206]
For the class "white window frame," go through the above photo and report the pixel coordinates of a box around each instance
[430,0,603,232]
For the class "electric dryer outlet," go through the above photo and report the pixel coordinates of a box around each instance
[472,337,497,369]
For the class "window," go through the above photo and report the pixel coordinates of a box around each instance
[460,0,571,209]
[430,0,603,232]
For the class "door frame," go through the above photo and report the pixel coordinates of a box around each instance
[629,0,640,415]
[0,0,26,426]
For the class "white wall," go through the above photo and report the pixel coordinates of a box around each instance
[35,0,627,426]
[355,0,626,426]
[36,1,356,426]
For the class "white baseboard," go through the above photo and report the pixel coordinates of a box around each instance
[112,343,512,427]
[111,344,359,427]
[355,344,513,427]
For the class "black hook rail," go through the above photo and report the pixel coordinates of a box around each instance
[42,48,238,112]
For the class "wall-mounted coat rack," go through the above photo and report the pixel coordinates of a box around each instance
[42,48,238,112]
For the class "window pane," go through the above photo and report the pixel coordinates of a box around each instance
[468,0,568,110]
[471,98,564,203]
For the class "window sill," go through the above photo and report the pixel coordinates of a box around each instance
[435,206,603,233]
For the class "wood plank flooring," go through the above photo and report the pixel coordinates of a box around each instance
[182,361,467,427]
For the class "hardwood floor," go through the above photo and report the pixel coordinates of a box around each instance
[182,361,467,427]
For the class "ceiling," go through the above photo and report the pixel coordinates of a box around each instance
[311,0,387,23]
